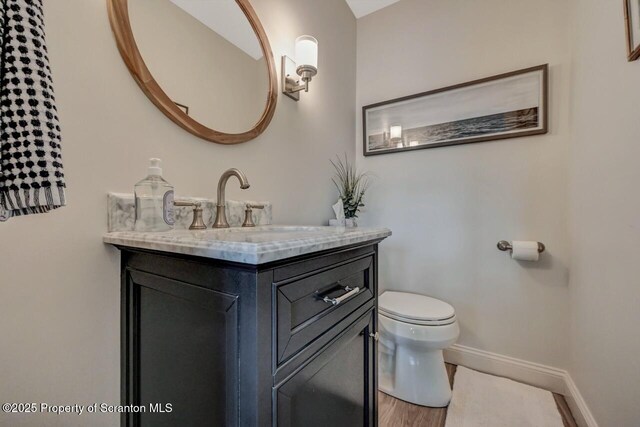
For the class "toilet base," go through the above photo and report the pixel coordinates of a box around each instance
[380,346,452,407]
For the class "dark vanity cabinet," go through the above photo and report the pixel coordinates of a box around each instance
[118,241,381,426]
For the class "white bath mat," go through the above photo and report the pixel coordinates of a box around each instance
[445,366,564,427]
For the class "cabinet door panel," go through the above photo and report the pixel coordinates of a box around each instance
[124,270,238,427]
[275,310,376,427]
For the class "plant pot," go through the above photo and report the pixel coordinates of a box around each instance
[345,218,358,227]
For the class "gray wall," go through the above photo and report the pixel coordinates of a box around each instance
[0,0,356,425]
[568,0,640,425]
[357,1,640,425]
[356,0,572,369]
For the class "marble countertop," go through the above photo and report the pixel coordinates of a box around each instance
[103,225,392,265]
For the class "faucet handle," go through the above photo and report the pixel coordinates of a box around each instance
[242,203,265,228]
[174,200,207,230]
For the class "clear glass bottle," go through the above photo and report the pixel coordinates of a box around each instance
[134,158,174,232]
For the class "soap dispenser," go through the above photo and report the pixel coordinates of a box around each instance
[134,158,174,232]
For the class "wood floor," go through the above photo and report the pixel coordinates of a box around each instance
[378,364,578,427]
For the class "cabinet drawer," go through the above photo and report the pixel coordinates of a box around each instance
[274,254,374,365]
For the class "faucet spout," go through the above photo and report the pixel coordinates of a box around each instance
[213,168,250,228]
[216,168,250,206]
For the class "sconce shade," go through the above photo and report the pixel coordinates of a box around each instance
[295,35,318,69]
[390,125,402,140]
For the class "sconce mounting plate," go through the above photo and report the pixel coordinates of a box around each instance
[282,55,301,101]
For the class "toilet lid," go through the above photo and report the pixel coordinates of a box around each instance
[379,291,455,322]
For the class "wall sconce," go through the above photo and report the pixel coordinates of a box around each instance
[282,35,318,101]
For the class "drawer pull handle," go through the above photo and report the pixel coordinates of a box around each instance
[323,286,360,306]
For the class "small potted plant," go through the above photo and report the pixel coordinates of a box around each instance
[330,155,370,227]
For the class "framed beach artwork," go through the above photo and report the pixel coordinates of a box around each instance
[363,64,548,156]
[625,0,640,61]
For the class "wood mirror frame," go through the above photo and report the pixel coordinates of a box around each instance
[107,0,278,144]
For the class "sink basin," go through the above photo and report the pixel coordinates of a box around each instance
[199,226,343,242]
[212,226,327,233]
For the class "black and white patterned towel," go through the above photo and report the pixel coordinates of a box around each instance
[0,0,65,220]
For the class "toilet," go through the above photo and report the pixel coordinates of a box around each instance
[378,291,459,407]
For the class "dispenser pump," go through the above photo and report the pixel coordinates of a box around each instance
[148,158,163,176]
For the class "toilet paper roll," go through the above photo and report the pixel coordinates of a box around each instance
[511,241,540,261]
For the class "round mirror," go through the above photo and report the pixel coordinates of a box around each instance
[108,0,277,144]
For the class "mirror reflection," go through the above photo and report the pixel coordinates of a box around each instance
[129,0,269,134]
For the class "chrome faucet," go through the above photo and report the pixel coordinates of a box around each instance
[212,168,250,228]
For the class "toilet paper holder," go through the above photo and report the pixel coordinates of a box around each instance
[497,240,545,254]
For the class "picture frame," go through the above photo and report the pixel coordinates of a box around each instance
[362,64,548,156]
[624,0,640,61]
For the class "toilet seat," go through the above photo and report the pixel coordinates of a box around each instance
[380,310,456,326]
[379,291,456,326]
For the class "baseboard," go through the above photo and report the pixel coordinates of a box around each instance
[444,344,567,394]
[444,344,598,427]
[563,373,599,427]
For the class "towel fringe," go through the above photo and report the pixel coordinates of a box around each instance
[0,186,66,218]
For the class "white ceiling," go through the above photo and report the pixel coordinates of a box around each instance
[170,0,263,60]
[345,0,402,19]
